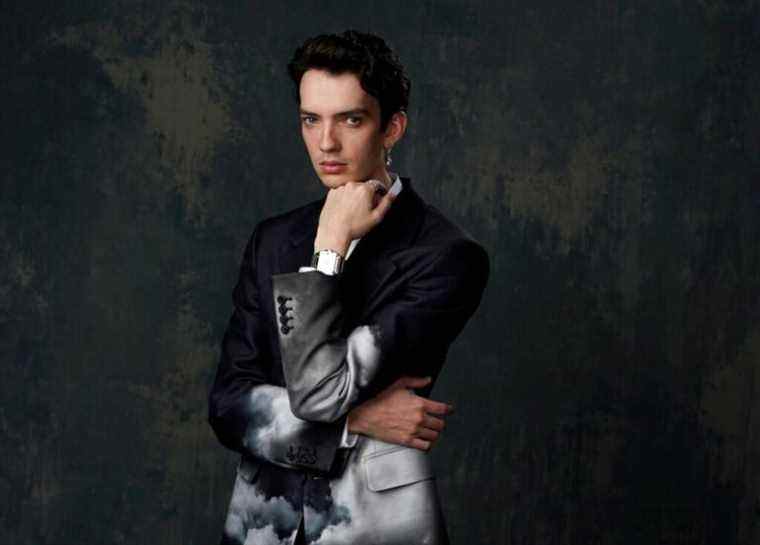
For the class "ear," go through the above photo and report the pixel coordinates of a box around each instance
[383,111,408,149]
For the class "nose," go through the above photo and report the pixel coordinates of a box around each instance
[319,122,339,153]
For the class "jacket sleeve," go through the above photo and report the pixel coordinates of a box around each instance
[207,222,346,473]
[272,238,490,423]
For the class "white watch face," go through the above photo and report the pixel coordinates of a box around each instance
[316,251,341,275]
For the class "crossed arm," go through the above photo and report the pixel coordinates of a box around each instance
[207,221,489,473]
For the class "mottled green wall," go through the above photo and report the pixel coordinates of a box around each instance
[2,1,759,544]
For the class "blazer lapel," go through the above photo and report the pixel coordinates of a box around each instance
[278,177,425,320]
[277,198,323,275]
[345,177,424,318]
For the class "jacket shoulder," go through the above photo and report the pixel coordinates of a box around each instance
[416,202,489,263]
[256,198,322,241]
[241,198,322,263]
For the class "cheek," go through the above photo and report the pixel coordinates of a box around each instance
[356,133,381,158]
[302,132,319,157]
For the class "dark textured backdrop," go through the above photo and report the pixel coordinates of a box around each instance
[2,1,759,544]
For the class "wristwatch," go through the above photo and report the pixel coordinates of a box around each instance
[311,249,345,276]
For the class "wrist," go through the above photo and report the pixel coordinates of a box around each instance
[346,410,364,435]
[314,228,350,256]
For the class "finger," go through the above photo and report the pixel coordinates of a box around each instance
[408,437,432,451]
[421,397,453,416]
[365,179,387,196]
[422,414,446,432]
[394,376,432,389]
[361,179,385,205]
[414,427,440,442]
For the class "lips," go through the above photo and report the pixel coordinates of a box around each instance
[320,161,347,173]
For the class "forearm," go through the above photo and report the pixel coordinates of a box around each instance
[273,270,382,423]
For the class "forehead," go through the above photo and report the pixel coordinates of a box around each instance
[299,69,378,115]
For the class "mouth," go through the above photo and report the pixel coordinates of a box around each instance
[320,161,347,173]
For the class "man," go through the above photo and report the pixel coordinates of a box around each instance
[208,30,489,545]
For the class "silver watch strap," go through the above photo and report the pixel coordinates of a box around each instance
[311,249,345,275]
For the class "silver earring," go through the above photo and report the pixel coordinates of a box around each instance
[385,147,393,167]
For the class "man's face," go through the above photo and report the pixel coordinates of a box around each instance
[298,69,390,189]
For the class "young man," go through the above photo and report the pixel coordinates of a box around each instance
[208,30,489,545]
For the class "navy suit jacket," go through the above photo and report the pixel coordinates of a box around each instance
[209,176,489,544]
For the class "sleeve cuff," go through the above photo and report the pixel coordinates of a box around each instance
[339,418,359,448]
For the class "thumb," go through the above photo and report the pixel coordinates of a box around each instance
[371,192,395,221]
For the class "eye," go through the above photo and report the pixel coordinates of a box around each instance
[301,115,318,126]
[346,116,362,127]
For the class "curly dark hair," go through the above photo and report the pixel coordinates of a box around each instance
[287,30,410,132]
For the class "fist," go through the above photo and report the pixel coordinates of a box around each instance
[315,180,396,254]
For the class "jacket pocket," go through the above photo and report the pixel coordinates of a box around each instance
[363,446,435,492]
[236,455,262,483]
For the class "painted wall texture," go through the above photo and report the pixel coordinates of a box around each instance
[2,1,759,544]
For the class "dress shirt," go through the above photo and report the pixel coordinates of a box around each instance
[297,172,404,448]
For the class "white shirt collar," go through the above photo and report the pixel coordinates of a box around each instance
[388,171,403,197]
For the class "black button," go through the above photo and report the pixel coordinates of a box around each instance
[280,325,292,334]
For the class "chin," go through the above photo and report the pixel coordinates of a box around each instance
[316,172,351,188]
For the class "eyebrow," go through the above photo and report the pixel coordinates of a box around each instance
[299,108,371,117]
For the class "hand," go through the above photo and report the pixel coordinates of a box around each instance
[315,180,396,255]
[346,376,454,451]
